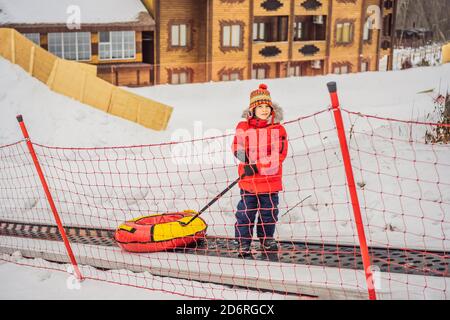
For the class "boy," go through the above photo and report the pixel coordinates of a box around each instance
[231,84,288,256]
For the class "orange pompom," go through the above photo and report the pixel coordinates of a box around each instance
[259,84,268,90]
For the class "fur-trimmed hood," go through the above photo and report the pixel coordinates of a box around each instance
[241,102,284,123]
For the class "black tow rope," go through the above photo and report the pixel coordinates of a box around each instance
[180,173,246,227]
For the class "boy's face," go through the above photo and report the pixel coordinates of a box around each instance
[254,104,272,120]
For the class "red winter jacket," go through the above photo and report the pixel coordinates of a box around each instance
[231,105,288,194]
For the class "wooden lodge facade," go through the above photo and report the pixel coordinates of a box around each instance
[144,0,397,85]
[0,0,156,86]
[0,0,397,86]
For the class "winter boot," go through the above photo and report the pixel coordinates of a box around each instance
[260,238,279,252]
[238,241,252,257]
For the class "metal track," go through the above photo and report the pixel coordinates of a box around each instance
[0,220,448,278]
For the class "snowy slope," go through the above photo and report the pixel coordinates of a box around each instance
[0,253,184,300]
[0,57,449,251]
[1,56,449,147]
[0,58,159,147]
[0,252,286,300]
[0,57,449,300]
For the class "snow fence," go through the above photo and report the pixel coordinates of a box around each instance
[0,99,449,299]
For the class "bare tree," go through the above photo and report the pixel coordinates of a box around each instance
[396,0,449,42]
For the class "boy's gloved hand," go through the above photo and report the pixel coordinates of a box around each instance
[243,164,258,176]
[234,149,249,163]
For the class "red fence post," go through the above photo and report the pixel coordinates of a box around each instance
[326,82,377,300]
[16,115,83,281]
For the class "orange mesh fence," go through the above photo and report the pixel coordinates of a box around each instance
[0,105,448,299]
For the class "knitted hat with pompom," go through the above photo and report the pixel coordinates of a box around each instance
[249,83,272,112]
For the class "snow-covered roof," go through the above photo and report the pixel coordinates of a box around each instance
[0,0,152,25]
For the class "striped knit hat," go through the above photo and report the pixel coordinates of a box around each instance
[249,84,272,112]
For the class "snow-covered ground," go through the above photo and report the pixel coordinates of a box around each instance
[0,253,185,300]
[1,57,449,147]
[0,56,449,299]
[0,250,296,300]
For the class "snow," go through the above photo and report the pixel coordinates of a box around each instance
[0,256,185,299]
[0,0,150,25]
[0,236,296,300]
[2,237,448,300]
[0,55,449,299]
[1,57,449,147]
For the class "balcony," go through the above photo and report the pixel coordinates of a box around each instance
[291,14,327,61]
[252,41,289,63]
[294,0,329,16]
[252,16,289,63]
[254,0,290,16]
[292,40,326,61]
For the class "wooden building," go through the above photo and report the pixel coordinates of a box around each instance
[0,0,398,86]
[0,0,156,86]
[144,0,397,84]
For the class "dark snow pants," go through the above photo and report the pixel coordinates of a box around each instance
[235,189,279,245]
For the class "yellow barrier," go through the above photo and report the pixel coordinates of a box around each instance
[0,29,14,62]
[83,73,114,112]
[109,88,140,122]
[32,45,58,83]
[137,97,173,130]
[0,28,172,131]
[443,42,450,64]
[48,58,87,100]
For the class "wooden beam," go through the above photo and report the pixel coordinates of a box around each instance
[29,45,35,75]
[248,0,254,80]
[358,0,367,72]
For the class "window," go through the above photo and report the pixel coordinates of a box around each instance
[230,72,240,81]
[48,33,63,58]
[222,24,242,48]
[253,16,289,43]
[341,65,349,74]
[170,69,192,84]
[221,71,241,81]
[48,32,91,61]
[383,14,392,36]
[99,31,135,60]
[172,72,187,84]
[253,22,265,41]
[333,63,351,74]
[288,65,302,77]
[74,32,91,60]
[293,16,326,41]
[23,33,40,45]
[63,33,77,60]
[171,24,188,47]
[252,67,267,79]
[293,22,303,41]
[336,22,353,44]
[361,60,369,72]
